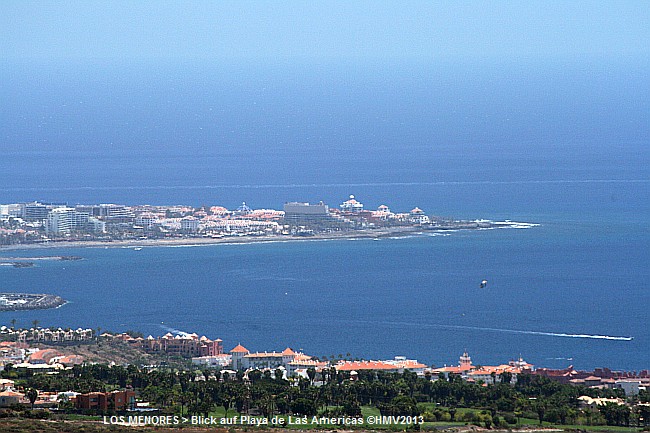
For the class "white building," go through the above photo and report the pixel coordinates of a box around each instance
[181,216,200,232]
[614,379,644,395]
[136,213,161,229]
[46,208,105,235]
[46,207,77,234]
[0,204,22,218]
[409,207,430,224]
[192,354,232,368]
[229,345,320,373]
[340,195,364,213]
[98,204,131,218]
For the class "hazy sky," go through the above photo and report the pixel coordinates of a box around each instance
[3,1,649,63]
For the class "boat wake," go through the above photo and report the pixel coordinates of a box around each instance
[159,324,192,337]
[348,320,633,341]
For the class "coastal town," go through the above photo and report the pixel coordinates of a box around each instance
[0,196,534,248]
[0,325,648,431]
[0,197,645,431]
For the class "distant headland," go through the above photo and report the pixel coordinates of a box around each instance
[0,196,537,250]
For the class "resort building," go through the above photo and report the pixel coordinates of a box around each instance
[192,354,232,368]
[286,358,329,376]
[431,351,475,379]
[144,333,223,358]
[7,327,94,343]
[28,348,62,365]
[230,344,249,370]
[534,365,650,389]
[340,195,364,213]
[409,207,430,224]
[46,207,105,235]
[371,204,394,221]
[180,216,200,232]
[235,202,252,216]
[431,352,533,383]
[23,202,64,222]
[335,357,429,376]
[283,201,330,225]
[0,388,25,407]
[0,204,22,218]
[614,379,645,395]
[76,390,136,412]
[135,213,162,229]
[229,345,319,372]
[201,218,280,234]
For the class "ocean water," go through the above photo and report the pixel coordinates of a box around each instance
[0,58,649,370]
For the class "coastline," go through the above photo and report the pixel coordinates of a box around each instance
[0,221,537,253]
[0,226,423,252]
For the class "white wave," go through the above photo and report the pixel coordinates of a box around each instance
[159,325,192,337]
[348,319,633,341]
[447,324,633,341]
[527,331,632,341]
[491,221,541,228]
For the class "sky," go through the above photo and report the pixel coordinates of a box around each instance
[2,1,650,63]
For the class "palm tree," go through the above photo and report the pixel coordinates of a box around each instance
[25,387,38,409]
[306,367,316,385]
[10,318,16,330]
[31,319,39,329]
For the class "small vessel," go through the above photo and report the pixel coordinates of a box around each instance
[133,247,143,251]
[480,279,488,288]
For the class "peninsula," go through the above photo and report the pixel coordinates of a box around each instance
[0,196,536,250]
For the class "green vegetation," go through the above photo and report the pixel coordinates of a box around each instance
[3,364,649,431]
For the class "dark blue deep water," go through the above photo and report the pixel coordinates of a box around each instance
[1,59,648,370]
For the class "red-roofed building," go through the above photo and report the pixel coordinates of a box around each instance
[431,351,475,379]
[230,344,249,353]
[336,360,397,371]
[230,345,319,372]
[57,355,85,367]
[335,357,428,376]
[29,348,62,365]
[0,389,24,407]
[144,333,223,357]
[432,352,533,383]
[230,344,249,370]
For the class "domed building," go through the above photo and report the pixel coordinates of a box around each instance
[409,207,430,224]
[340,195,364,213]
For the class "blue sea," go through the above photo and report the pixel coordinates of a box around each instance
[0,58,648,370]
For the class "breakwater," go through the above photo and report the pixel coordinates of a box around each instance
[0,293,67,311]
[0,256,81,268]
